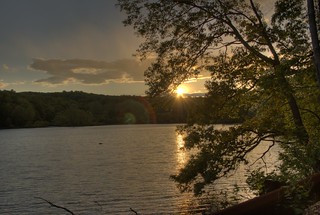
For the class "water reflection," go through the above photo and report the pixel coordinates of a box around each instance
[176,134,187,170]
[174,134,209,214]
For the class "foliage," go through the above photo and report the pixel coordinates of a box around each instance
[118,0,320,210]
[0,90,200,128]
[201,185,246,213]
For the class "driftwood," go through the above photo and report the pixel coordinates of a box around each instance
[35,197,75,215]
[130,207,139,215]
[212,174,320,215]
[36,196,140,215]
[33,174,320,215]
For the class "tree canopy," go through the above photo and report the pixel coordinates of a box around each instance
[118,0,320,208]
[0,90,200,128]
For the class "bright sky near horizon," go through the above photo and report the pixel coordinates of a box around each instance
[0,0,209,96]
[0,0,274,96]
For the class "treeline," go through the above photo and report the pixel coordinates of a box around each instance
[0,90,204,128]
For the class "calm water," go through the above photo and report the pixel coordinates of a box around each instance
[0,124,278,214]
[0,124,205,214]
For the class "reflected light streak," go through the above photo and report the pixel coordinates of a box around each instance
[176,134,187,170]
[175,134,204,213]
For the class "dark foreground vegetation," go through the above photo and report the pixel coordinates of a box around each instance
[0,90,216,128]
[117,0,320,214]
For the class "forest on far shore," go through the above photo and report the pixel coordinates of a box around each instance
[0,90,213,129]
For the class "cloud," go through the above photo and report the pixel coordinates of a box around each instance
[0,80,8,88]
[30,58,152,85]
[2,64,9,70]
[183,76,210,84]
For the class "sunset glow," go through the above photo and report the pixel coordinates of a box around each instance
[0,1,208,96]
[175,85,188,97]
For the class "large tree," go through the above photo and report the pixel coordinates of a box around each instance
[307,0,320,86]
[118,0,320,204]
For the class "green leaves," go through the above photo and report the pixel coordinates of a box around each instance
[119,0,320,208]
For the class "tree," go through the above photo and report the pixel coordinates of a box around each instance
[307,0,320,87]
[116,98,151,124]
[54,106,94,126]
[118,0,320,206]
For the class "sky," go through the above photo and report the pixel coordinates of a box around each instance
[0,0,274,96]
[0,0,209,96]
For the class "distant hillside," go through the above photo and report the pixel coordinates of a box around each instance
[0,90,204,128]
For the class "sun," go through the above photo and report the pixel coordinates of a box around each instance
[175,85,188,97]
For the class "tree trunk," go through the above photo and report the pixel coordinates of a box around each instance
[307,0,320,87]
[277,72,309,143]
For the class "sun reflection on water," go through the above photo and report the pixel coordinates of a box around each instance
[175,133,202,213]
[176,134,187,170]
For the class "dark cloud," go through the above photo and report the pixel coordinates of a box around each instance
[0,0,119,38]
[0,0,136,65]
[30,58,151,85]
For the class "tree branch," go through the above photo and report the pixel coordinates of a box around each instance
[130,207,139,215]
[35,197,75,215]
[175,0,276,65]
[300,107,320,123]
[250,141,276,167]
[249,0,280,64]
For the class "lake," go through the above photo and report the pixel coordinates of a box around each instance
[0,124,204,214]
[0,124,278,214]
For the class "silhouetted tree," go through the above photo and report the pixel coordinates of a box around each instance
[118,1,320,209]
[307,0,320,86]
